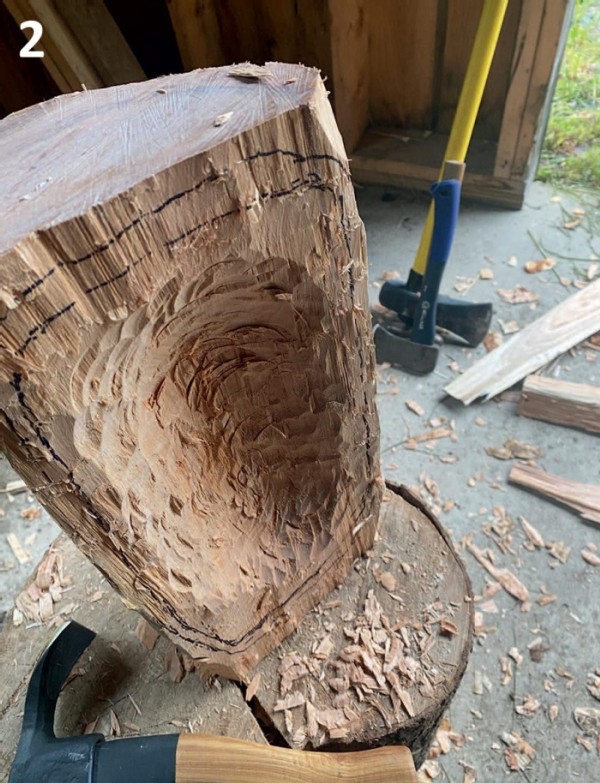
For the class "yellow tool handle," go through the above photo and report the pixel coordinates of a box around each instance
[412,0,508,276]
[176,734,418,783]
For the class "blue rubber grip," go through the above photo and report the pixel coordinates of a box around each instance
[411,178,461,345]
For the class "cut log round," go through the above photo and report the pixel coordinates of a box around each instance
[250,484,474,768]
[0,63,381,679]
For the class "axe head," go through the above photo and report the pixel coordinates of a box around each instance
[373,324,440,375]
[9,621,104,783]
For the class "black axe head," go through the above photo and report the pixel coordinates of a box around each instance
[373,324,440,375]
[9,621,103,783]
[10,621,179,783]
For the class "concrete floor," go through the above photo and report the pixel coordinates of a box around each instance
[1,181,598,779]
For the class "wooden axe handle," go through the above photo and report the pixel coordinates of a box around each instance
[177,734,418,783]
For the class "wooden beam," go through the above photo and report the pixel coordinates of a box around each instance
[494,0,572,179]
[519,375,600,434]
[328,0,369,153]
[445,278,600,404]
[509,463,600,525]
[0,63,381,680]
[4,0,145,92]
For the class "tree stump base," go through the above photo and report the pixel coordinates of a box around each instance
[250,483,473,768]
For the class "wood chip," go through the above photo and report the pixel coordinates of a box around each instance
[245,672,261,702]
[497,286,539,304]
[479,268,494,280]
[6,532,32,565]
[164,646,184,682]
[374,569,397,592]
[582,548,600,566]
[574,707,600,736]
[483,331,502,352]
[467,543,529,603]
[213,112,233,126]
[405,399,425,416]
[520,517,545,548]
[515,694,541,716]
[109,708,122,737]
[486,439,542,460]
[135,617,160,651]
[274,691,306,712]
[439,619,458,637]
[524,258,555,273]
[20,506,41,520]
[228,63,269,81]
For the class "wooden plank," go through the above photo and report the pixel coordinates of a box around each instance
[511,0,573,177]
[52,0,146,85]
[368,0,439,128]
[494,0,572,179]
[5,0,93,91]
[519,375,600,434]
[328,0,369,152]
[444,278,600,404]
[493,0,545,178]
[5,0,145,91]
[166,0,226,70]
[509,464,600,525]
[0,1,60,117]
[0,534,266,779]
[0,63,381,680]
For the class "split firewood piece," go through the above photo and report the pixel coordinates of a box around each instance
[519,375,600,434]
[248,485,474,769]
[0,63,381,679]
[445,278,600,404]
[509,464,600,525]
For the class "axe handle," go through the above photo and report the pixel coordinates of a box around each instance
[176,734,417,783]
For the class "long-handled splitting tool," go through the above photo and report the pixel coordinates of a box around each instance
[377,0,508,348]
[374,162,462,375]
[9,620,418,783]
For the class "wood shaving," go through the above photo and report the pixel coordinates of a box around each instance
[582,548,600,566]
[467,543,529,603]
[20,506,41,520]
[574,707,600,736]
[164,646,185,683]
[501,732,536,770]
[7,532,31,565]
[275,691,305,711]
[485,439,542,460]
[587,674,600,701]
[524,258,555,273]
[483,331,502,352]
[479,268,494,280]
[515,694,541,716]
[497,286,539,304]
[405,399,424,416]
[228,63,270,81]
[135,617,160,651]
[499,319,519,335]
[520,516,545,548]
[213,112,233,127]
[245,672,261,702]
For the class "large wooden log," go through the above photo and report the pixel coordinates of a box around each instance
[0,63,381,679]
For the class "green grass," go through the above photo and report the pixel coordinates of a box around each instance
[537,0,600,190]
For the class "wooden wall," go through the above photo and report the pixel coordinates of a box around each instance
[0,0,573,206]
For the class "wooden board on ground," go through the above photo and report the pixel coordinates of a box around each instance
[509,463,600,525]
[519,375,600,434]
[250,484,473,769]
[445,279,600,404]
[0,62,381,680]
[0,534,266,780]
